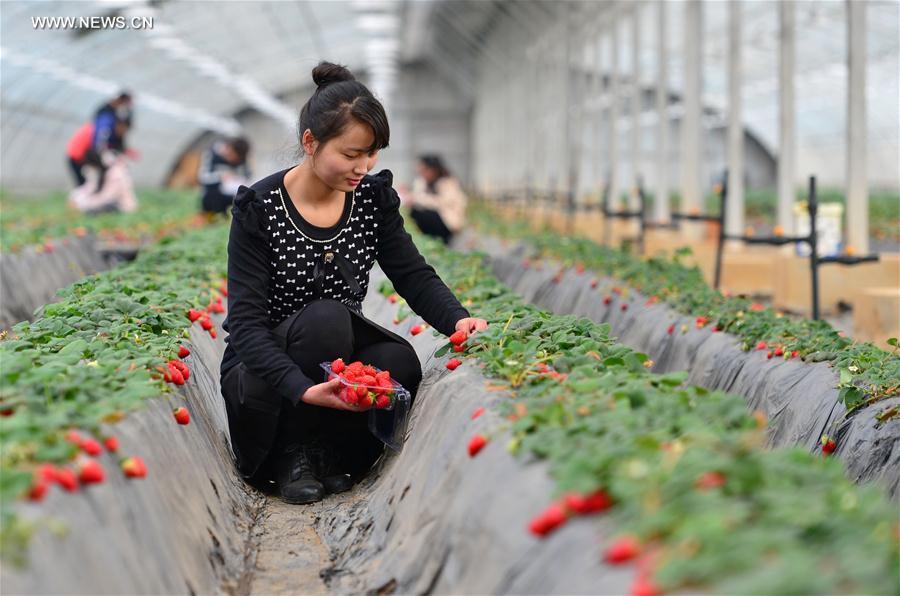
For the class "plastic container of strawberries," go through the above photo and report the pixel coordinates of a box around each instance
[319,361,411,452]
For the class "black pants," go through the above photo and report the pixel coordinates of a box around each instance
[410,207,453,245]
[221,299,422,487]
[201,188,234,215]
[68,157,86,187]
[81,148,108,193]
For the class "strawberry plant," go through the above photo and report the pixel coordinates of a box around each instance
[468,204,900,411]
[381,223,899,594]
[0,189,216,253]
[0,224,229,565]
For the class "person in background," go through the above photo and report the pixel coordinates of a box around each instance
[66,93,139,215]
[406,154,467,245]
[79,92,136,193]
[198,137,252,215]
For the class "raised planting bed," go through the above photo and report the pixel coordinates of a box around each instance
[0,189,212,253]
[2,223,897,595]
[460,233,900,497]
[0,190,221,330]
[0,235,113,330]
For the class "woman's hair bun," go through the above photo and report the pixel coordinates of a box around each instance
[312,61,355,89]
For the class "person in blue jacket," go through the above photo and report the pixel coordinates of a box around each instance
[82,92,133,193]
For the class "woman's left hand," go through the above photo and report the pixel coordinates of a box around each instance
[455,317,488,334]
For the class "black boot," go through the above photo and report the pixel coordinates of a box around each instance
[274,443,324,504]
[308,443,354,495]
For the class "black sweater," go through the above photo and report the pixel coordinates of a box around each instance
[220,168,470,406]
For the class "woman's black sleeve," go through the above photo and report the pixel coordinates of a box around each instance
[226,186,316,406]
[373,170,470,336]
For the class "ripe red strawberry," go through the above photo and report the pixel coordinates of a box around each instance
[563,489,613,514]
[575,262,585,274]
[620,303,629,312]
[749,302,765,311]
[200,318,213,331]
[353,384,368,400]
[44,241,55,253]
[36,463,57,483]
[77,459,105,484]
[666,324,675,335]
[410,325,423,336]
[170,360,190,381]
[219,284,228,297]
[821,435,836,455]
[359,375,377,387]
[332,358,346,374]
[712,326,722,333]
[612,286,622,295]
[343,387,359,406]
[695,315,709,328]
[347,361,365,376]
[388,293,399,304]
[449,330,468,345]
[173,406,190,425]
[468,433,487,457]
[603,296,612,305]
[790,350,799,359]
[363,364,377,376]
[209,328,217,339]
[695,471,727,490]
[359,392,375,408]
[774,347,784,357]
[0,407,15,416]
[446,358,461,371]
[65,429,83,446]
[121,456,147,478]
[188,309,203,322]
[453,344,466,353]
[375,395,391,409]
[604,536,641,564]
[630,574,662,596]
[27,479,49,501]
[178,345,191,358]
[104,436,119,452]
[81,438,103,456]
[207,302,225,314]
[54,467,79,491]
[528,503,568,537]
[471,406,485,420]
[756,341,767,350]
[168,366,185,385]
[766,350,774,359]
[590,279,599,289]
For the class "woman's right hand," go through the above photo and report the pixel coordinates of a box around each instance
[300,378,371,412]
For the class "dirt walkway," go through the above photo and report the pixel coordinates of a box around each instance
[241,483,371,596]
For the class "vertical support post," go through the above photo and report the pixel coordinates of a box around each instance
[609,9,621,211]
[630,3,642,209]
[726,0,745,240]
[809,176,821,320]
[714,171,729,289]
[847,0,868,254]
[655,0,670,223]
[681,0,703,237]
[777,0,796,232]
[563,2,577,235]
